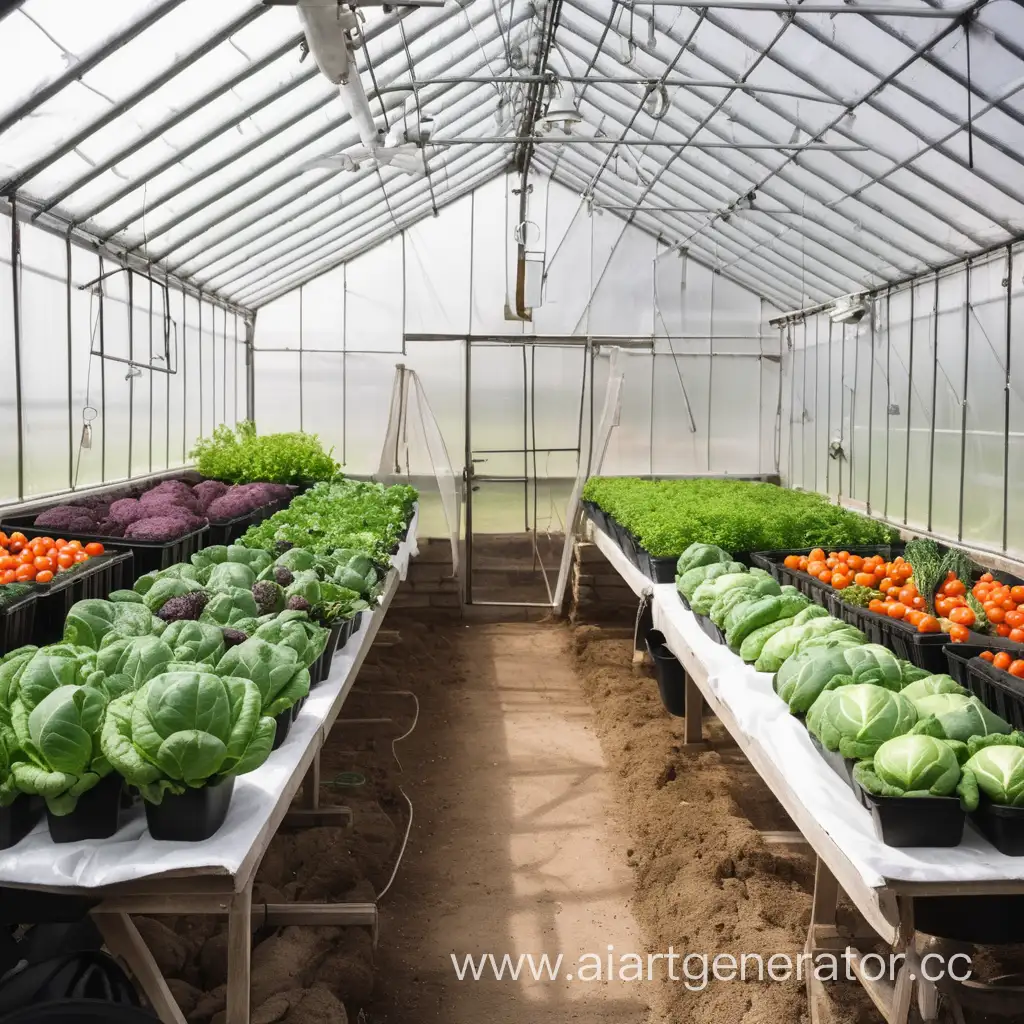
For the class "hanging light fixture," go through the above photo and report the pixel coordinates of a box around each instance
[535,80,583,135]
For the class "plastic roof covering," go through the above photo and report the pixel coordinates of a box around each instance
[1,0,1023,313]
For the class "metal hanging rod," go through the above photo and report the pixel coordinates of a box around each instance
[634,0,971,13]
[593,204,825,213]
[378,76,843,103]
[433,136,868,149]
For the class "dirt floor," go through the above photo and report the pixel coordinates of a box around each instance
[138,612,1023,1023]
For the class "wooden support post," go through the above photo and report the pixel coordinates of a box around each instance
[253,903,377,928]
[94,912,187,1024]
[683,674,705,747]
[225,887,253,1024]
[299,751,321,811]
[805,857,842,1024]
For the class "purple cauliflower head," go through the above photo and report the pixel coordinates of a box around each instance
[124,516,201,542]
[222,627,248,648]
[94,518,126,538]
[135,496,207,523]
[108,498,148,526]
[140,486,202,515]
[192,480,230,510]
[33,506,97,532]
[206,489,259,522]
[286,595,311,613]
[157,591,210,622]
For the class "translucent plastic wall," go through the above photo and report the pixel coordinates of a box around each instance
[0,214,246,506]
[252,173,774,498]
[779,242,1024,559]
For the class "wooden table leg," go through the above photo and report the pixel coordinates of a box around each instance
[226,884,253,1024]
[683,674,704,747]
[299,751,321,811]
[93,911,187,1024]
[805,857,841,1024]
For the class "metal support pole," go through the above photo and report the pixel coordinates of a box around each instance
[1003,246,1013,552]
[65,233,73,491]
[957,265,972,542]
[927,273,939,534]
[866,308,875,514]
[903,284,915,525]
[245,315,256,424]
[884,290,891,518]
[9,195,25,500]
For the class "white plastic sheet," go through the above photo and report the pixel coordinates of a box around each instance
[0,517,417,891]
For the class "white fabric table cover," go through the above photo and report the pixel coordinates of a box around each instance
[0,519,419,891]
[652,588,1024,889]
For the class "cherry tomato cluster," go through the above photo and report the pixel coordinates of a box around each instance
[979,650,1024,679]
[0,532,104,585]
[971,574,1024,643]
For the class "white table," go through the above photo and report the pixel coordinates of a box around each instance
[587,519,1024,1022]
[0,519,419,1024]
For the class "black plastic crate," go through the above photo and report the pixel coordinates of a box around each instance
[752,545,904,603]
[29,550,133,646]
[0,591,37,659]
[962,655,1024,731]
[1,520,209,582]
[944,639,1022,690]
[635,547,677,584]
[693,612,724,645]
[970,795,1024,856]
[808,733,857,790]
[206,495,293,547]
[857,783,966,848]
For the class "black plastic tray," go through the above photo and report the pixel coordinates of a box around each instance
[47,775,123,843]
[646,629,686,717]
[753,545,905,603]
[0,591,37,659]
[272,708,293,750]
[693,612,724,645]
[0,520,209,582]
[316,619,347,682]
[969,795,1024,856]
[29,550,133,646]
[0,797,43,851]
[962,655,1024,731]
[856,781,966,848]
[635,548,678,584]
[914,894,1024,944]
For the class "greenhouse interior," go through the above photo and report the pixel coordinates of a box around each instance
[2,0,1024,1021]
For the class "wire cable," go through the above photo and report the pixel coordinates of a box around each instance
[374,690,419,903]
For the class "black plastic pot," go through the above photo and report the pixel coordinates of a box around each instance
[693,612,724,645]
[272,707,293,750]
[0,797,42,850]
[856,782,966,848]
[316,620,346,680]
[645,629,686,717]
[969,795,1024,856]
[808,733,857,790]
[145,776,235,842]
[914,894,1024,944]
[47,775,123,844]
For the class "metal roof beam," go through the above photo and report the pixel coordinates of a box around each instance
[2,5,270,195]
[637,0,972,13]
[0,0,189,139]
[0,1,25,25]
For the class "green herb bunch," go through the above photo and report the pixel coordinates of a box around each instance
[582,477,897,557]
[191,422,340,484]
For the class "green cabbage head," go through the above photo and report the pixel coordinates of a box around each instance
[910,693,1010,743]
[0,731,21,808]
[97,635,176,696]
[807,682,918,759]
[252,611,329,670]
[901,675,969,702]
[101,670,276,803]
[159,621,227,666]
[64,599,163,649]
[853,735,968,802]
[957,733,1024,809]
[11,682,111,815]
[216,638,310,718]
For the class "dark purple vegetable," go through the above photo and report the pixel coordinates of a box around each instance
[273,566,294,587]
[140,487,203,515]
[222,627,248,648]
[275,541,293,554]
[157,591,209,622]
[193,480,230,510]
[33,506,97,532]
[108,498,148,526]
[94,518,126,538]
[124,516,203,542]
[251,581,282,617]
[286,596,311,613]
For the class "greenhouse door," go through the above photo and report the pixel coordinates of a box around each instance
[465,339,586,606]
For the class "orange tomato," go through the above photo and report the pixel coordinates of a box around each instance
[981,650,996,662]
[887,602,907,620]
[0,533,6,548]
[15,565,35,582]
[949,606,976,627]
[84,542,104,557]
[32,556,53,573]
[17,551,33,565]
[56,552,74,570]
[8,541,23,554]
[65,540,82,551]
[988,606,1006,625]
[832,573,851,590]
[784,555,801,570]
[8,533,26,546]
[998,624,1013,637]
[807,560,826,578]
[898,586,917,606]
[0,570,15,585]
[886,585,902,599]
[948,624,970,643]
[878,577,893,592]
[1005,610,1024,630]
[974,584,992,601]
[906,609,925,626]
[1011,628,1024,644]
[995,651,1014,670]
[980,572,995,583]
[847,555,864,571]
[942,579,966,597]
[798,557,809,571]
[854,572,877,588]
[73,551,89,564]
[826,557,838,570]
[935,597,955,617]
[34,570,53,584]
[1012,586,1024,603]
[818,569,833,584]
[1010,661,1024,679]
[917,615,940,634]
[837,551,851,563]
[869,599,887,614]
[54,539,67,550]
[809,548,826,563]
